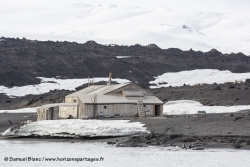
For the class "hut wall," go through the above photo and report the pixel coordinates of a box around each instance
[59,106,78,119]
[52,106,59,120]
[160,105,163,116]
[78,103,162,118]
[145,105,154,116]
[65,97,78,103]
[80,104,138,118]
[37,107,48,121]
[78,100,85,118]
[47,108,53,120]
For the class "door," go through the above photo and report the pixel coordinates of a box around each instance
[53,107,59,120]
[155,105,160,116]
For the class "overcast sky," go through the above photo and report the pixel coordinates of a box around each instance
[0,0,249,13]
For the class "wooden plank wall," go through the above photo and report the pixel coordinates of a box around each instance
[160,105,163,116]
[145,105,154,116]
[36,108,48,121]
[37,104,160,120]
[59,106,78,119]
[65,97,78,103]
[78,100,85,118]
[53,106,59,120]
[78,104,157,118]
[47,108,53,120]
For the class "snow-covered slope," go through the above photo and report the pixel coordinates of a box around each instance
[2,120,148,137]
[150,69,250,88]
[164,100,250,115]
[0,1,250,54]
[0,107,36,113]
[0,77,129,97]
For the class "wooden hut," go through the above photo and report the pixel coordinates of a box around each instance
[36,82,163,121]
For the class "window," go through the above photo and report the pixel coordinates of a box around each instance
[104,106,107,109]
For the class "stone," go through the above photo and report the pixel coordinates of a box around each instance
[169,134,182,139]
[234,117,243,121]
[233,143,242,149]
[213,85,222,90]
[182,137,195,142]
[192,147,205,150]
[245,79,250,84]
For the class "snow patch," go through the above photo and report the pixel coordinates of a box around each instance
[150,69,250,88]
[164,100,250,115]
[0,77,129,97]
[2,120,148,137]
[116,56,131,58]
[0,107,36,113]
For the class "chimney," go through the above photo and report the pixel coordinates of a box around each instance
[107,72,112,85]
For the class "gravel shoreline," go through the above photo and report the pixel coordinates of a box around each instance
[1,113,250,150]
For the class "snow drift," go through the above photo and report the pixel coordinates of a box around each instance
[164,100,250,115]
[2,120,148,137]
[150,69,250,88]
[0,107,36,113]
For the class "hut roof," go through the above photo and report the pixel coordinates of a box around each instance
[78,94,163,104]
[66,83,163,104]
[37,103,78,108]
[66,83,131,97]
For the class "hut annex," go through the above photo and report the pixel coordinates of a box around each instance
[37,79,163,121]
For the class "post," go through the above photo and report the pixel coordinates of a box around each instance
[107,72,112,85]
[88,76,89,87]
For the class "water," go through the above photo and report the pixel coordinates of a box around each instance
[0,140,249,167]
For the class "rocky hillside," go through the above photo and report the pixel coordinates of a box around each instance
[1,37,250,88]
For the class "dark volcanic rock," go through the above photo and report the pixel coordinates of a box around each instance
[1,37,250,88]
[2,37,250,109]
[234,116,243,121]
[245,79,250,84]
[169,134,182,139]
[150,81,250,106]
[233,142,242,149]
[0,90,73,110]
[182,137,196,142]
[213,85,222,90]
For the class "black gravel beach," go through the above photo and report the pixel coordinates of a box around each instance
[1,112,250,150]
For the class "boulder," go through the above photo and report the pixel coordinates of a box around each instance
[233,142,242,149]
[192,147,205,150]
[182,137,195,142]
[245,79,250,84]
[213,85,222,90]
